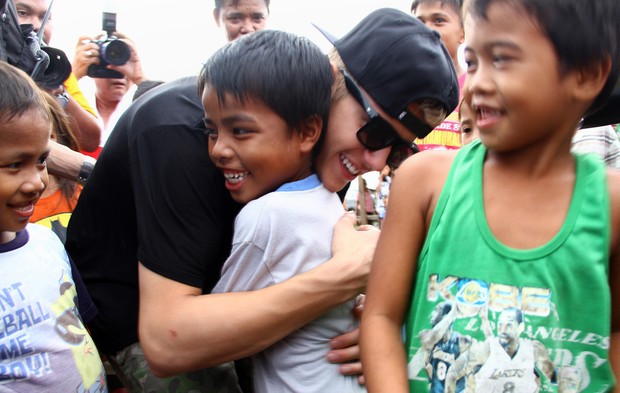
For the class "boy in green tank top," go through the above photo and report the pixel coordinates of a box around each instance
[360,0,620,392]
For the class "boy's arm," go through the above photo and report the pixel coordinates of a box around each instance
[612,331,620,393]
[360,152,454,393]
[138,213,379,377]
[608,170,620,391]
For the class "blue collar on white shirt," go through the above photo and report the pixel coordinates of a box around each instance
[276,173,321,192]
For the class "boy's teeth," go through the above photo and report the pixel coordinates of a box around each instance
[224,172,248,184]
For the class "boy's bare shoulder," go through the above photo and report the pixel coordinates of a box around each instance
[606,169,620,251]
[398,149,458,184]
[606,168,620,183]
[394,149,458,211]
[606,169,620,209]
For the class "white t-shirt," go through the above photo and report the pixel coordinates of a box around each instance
[0,224,106,392]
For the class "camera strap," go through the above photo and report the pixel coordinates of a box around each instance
[36,0,53,45]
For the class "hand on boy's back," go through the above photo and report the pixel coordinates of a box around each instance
[328,325,366,385]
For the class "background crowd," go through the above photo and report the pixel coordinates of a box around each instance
[1,0,618,392]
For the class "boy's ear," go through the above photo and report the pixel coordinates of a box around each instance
[329,62,341,97]
[572,57,612,103]
[299,115,323,154]
[329,62,340,77]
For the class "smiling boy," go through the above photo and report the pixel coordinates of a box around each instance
[201,29,366,392]
[361,0,620,391]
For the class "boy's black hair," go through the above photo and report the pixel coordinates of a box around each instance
[198,29,333,144]
[411,0,464,19]
[466,0,619,117]
[0,61,49,123]
[214,0,270,11]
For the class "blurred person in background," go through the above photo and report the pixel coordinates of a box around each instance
[14,0,102,153]
[411,0,466,151]
[30,93,83,243]
[214,0,269,42]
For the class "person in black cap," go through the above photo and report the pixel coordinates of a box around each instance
[314,7,459,193]
[65,7,459,392]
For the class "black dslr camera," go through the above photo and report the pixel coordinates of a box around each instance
[87,12,131,78]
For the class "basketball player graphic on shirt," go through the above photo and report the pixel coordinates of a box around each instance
[408,301,493,392]
[444,307,579,393]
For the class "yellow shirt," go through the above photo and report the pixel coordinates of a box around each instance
[64,72,97,117]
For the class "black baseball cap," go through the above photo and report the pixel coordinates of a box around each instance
[581,85,620,128]
[314,8,460,138]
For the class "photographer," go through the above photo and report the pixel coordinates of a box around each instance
[73,31,144,84]
[73,30,146,155]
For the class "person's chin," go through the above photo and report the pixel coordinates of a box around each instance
[318,167,346,193]
[326,178,347,194]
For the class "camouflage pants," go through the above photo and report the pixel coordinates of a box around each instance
[107,342,243,393]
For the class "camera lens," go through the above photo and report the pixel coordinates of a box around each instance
[101,39,130,66]
[37,46,72,89]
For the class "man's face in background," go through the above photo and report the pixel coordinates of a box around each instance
[213,0,269,42]
[14,0,54,44]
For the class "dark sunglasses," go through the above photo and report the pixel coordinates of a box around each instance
[340,68,420,169]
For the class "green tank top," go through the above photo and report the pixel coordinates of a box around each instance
[405,140,614,392]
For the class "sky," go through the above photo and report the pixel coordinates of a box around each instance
[50,0,414,82]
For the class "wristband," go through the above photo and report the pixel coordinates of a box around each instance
[77,156,96,185]
[56,92,70,108]
[55,86,70,109]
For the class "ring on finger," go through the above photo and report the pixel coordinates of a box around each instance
[86,50,93,58]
